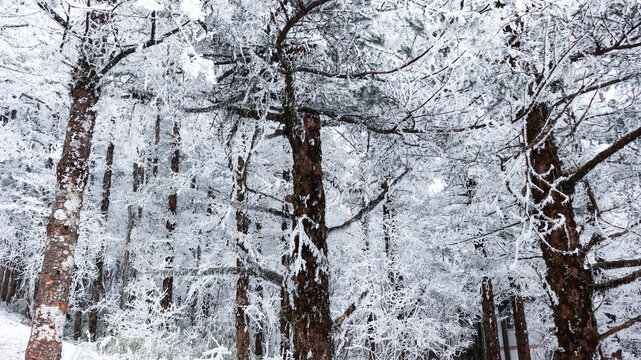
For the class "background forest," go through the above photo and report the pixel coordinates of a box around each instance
[1,0,640,359]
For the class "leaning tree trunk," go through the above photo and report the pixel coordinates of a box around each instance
[161,120,180,312]
[284,111,332,360]
[235,155,251,360]
[481,277,501,360]
[25,45,101,360]
[526,103,599,360]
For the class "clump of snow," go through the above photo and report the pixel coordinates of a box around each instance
[135,0,165,11]
[53,209,67,221]
[181,0,204,20]
[182,51,218,83]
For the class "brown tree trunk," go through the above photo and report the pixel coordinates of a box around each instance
[284,111,332,360]
[24,13,105,353]
[500,317,511,360]
[526,104,598,360]
[73,311,82,340]
[161,120,180,312]
[6,271,19,303]
[235,155,250,360]
[481,277,501,360]
[88,141,114,340]
[510,290,530,360]
[1,268,11,301]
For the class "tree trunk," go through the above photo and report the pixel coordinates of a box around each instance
[88,141,114,340]
[1,268,11,301]
[235,155,250,360]
[24,17,104,353]
[280,170,291,360]
[284,111,332,360]
[500,317,511,360]
[510,290,530,360]
[161,120,180,312]
[481,277,501,360]
[6,270,19,303]
[73,311,82,340]
[526,104,598,360]
[120,163,144,310]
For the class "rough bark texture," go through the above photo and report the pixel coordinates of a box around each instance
[526,104,598,360]
[161,121,180,312]
[25,51,99,360]
[235,156,250,360]
[285,111,332,360]
[510,292,531,360]
[481,277,501,360]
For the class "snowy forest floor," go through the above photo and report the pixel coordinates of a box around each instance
[0,305,119,360]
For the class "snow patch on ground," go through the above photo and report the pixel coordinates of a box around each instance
[0,306,120,360]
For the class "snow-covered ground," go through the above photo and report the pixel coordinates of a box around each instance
[0,306,118,360]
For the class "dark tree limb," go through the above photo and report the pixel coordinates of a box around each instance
[562,124,641,191]
[334,290,369,327]
[599,314,641,340]
[36,2,69,28]
[154,266,284,285]
[594,269,641,292]
[276,0,330,45]
[99,22,188,76]
[592,258,641,271]
[328,169,410,233]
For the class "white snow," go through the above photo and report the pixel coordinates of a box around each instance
[0,306,120,360]
[53,209,67,220]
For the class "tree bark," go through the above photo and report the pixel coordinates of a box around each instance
[284,111,332,360]
[73,311,82,340]
[500,317,511,360]
[24,10,107,353]
[526,103,599,360]
[1,268,11,301]
[481,277,501,360]
[235,155,250,360]
[161,120,180,312]
[510,291,530,360]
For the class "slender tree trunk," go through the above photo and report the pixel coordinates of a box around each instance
[73,311,82,340]
[120,163,144,309]
[500,317,511,360]
[235,155,250,360]
[481,277,501,360]
[526,104,598,360]
[6,270,19,303]
[87,142,114,340]
[509,284,530,360]
[280,170,291,360]
[161,120,180,312]
[1,268,11,301]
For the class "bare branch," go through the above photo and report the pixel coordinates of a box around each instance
[562,124,641,191]
[36,2,69,28]
[152,266,284,285]
[592,258,641,271]
[594,268,641,292]
[599,314,641,340]
[328,169,410,233]
[334,290,369,327]
[276,0,331,45]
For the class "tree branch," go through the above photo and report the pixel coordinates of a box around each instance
[99,22,188,76]
[592,258,641,271]
[562,124,641,191]
[276,0,330,45]
[334,290,369,327]
[328,169,410,233]
[599,314,641,340]
[37,2,69,28]
[153,266,284,285]
[594,268,641,292]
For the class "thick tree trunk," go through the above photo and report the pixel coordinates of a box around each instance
[526,104,599,360]
[73,311,82,340]
[161,121,180,312]
[510,291,530,360]
[88,141,114,340]
[481,277,501,360]
[284,111,332,360]
[25,59,100,360]
[235,155,250,360]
